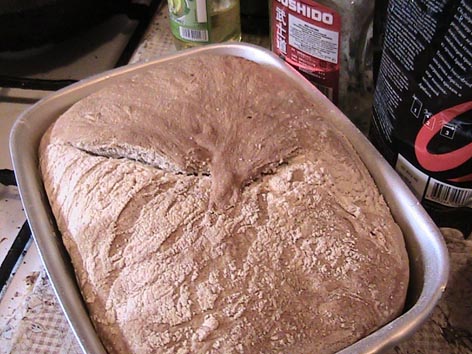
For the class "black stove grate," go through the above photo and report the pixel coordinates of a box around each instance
[0,76,77,91]
[0,169,31,294]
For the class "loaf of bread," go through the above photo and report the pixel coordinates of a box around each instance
[39,54,409,353]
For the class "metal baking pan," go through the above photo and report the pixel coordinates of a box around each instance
[10,43,449,354]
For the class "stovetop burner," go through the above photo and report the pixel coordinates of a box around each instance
[0,0,162,91]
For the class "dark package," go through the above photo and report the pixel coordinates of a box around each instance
[370,0,472,237]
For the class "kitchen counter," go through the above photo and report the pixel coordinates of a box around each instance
[0,4,471,354]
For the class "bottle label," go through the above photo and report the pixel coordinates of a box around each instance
[169,0,211,43]
[370,0,472,236]
[271,0,342,103]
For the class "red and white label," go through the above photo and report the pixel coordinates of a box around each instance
[271,0,341,102]
[415,101,472,182]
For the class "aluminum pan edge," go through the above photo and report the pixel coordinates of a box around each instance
[10,42,449,354]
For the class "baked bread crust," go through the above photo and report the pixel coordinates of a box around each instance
[39,55,409,353]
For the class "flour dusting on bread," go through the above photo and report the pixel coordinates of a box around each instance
[39,55,409,354]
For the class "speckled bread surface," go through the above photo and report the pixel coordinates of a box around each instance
[39,54,409,354]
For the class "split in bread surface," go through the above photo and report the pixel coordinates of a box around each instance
[39,54,409,354]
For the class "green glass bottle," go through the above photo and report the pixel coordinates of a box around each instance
[168,0,242,49]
